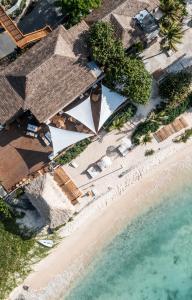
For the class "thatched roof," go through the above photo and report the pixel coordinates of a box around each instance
[86,0,159,24]
[0,21,97,124]
[86,0,159,48]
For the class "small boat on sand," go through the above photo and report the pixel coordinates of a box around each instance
[38,239,54,248]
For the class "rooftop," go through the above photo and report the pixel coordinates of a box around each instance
[86,0,159,24]
[0,21,97,124]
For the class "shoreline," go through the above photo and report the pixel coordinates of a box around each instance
[9,140,192,300]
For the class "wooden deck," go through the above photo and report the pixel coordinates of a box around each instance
[54,167,82,205]
[154,117,188,142]
[0,5,52,48]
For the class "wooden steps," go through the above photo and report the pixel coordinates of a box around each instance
[54,167,82,205]
[0,5,52,48]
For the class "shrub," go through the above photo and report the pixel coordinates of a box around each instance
[56,138,91,165]
[15,188,24,198]
[0,198,11,220]
[173,128,192,143]
[131,93,192,145]
[131,120,159,145]
[105,102,137,131]
[145,149,155,156]
[159,71,192,103]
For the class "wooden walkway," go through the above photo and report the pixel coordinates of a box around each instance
[0,5,52,48]
[154,117,188,142]
[54,167,82,205]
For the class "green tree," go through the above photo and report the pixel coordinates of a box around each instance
[89,21,152,105]
[57,0,101,26]
[160,21,183,51]
[89,22,125,68]
[159,71,192,106]
[160,0,187,23]
[119,57,152,105]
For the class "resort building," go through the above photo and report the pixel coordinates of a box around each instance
[86,0,160,48]
[0,0,161,198]
[0,21,100,126]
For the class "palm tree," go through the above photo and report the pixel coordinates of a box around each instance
[142,134,152,145]
[160,21,183,52]
[160,0,187,22]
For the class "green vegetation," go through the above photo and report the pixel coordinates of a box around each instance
[160,21,183,51]
[104,103,137,132]
[174,128,192,143]
[89,21,152,105]
[160,0,187,23]
[159,71,192,106]
[132,71,192,145]
[0,197,12,219]
[57,0,101,27]
[56,138,91,165]
[159,0,187,51]
[145,149,155,156]
[0,204,51,299]
[15,187,25,198]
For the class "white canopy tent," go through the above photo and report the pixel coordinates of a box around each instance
[98,85,126,131]
[48,126,93,156]
[65,97,96,133]
[63,85,126,134]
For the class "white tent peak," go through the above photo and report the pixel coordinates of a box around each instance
[98,85,126,131]
[48,126,93,156]
[65,96,96,133]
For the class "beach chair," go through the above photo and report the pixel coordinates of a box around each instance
[97,156,112,171]
[117,137,132,157]
[87,166,100,178]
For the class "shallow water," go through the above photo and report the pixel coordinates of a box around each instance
[66,180,192,300]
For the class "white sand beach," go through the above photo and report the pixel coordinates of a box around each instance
[9,134,192,300]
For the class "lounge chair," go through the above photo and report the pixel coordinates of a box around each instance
[117,137,132,157]
[87,166,100,178]
[27,123,38,132]
[26,131,38,138]
[97,156,112,171]
[41,135,51,146]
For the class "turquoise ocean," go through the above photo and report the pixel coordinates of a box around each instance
[66,178,192,300]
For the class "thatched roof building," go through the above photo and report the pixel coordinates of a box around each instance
[25,173,75,229]
[86,0,159,48]
[0,21,98,124]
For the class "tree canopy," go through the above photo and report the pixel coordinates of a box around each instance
[159,71,192,107]
[89,21,152,105]
[57,0,101,26]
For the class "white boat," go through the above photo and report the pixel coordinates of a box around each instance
[38,239,54,248]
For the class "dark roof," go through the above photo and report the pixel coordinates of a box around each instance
[86,0,159,24]
[0,21,97,124]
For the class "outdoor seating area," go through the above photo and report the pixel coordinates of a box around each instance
[0,115,52,191]
[154,117,188,142]
[86,137,132,179]
[54,167,82,205]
